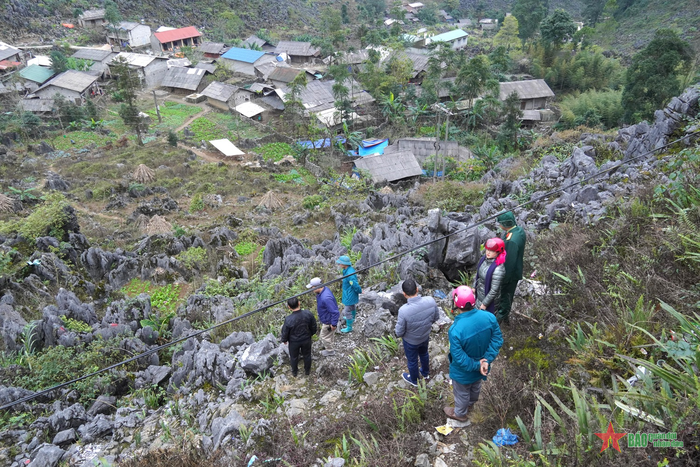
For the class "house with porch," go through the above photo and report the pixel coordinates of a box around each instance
[499,79,555,110]
[274,41,320,64]
[199,42,228,58]
[106,22,152,48]
[243,35,275,52]
[426,29,468,50]
[108,52,169,88]
[150,26,202,55]
[78,9,106,29]
[160,66,208,93]
[33,70,100,104]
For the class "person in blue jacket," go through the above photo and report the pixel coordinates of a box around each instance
[307,277,340,356]
[444,286,503,422]
[336,255,362,333]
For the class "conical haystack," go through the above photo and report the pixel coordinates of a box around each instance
[257,190,284,210]
[146,215,172,235]
[379,186,394,195]
[0,194,15,213]
[133,164,155,184]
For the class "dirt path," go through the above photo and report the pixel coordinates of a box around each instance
[176,141,230,164]
[73,204,125,223]
[175,106,210,133]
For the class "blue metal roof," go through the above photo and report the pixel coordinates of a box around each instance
[221,47,266,64]
[431,29,468,43]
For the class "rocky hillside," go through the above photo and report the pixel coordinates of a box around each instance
[1,82,698,466]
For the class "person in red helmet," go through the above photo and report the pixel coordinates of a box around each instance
[473,238,507,314]
[444,286,503,422]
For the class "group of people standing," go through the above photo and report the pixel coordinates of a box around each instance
[279,210,526,424]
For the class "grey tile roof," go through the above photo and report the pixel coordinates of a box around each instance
[260,94,285,111]
[200,81,237,102]
[268,67,303,83]
[71,48,113,62]
[36,70,97,93]
[161,66,207,91]
[195,62,217,73]
[385,51,430,78]
[292,78,375,110]
[0,44,20,62]
[80,9,105,20]
[274,41,320,57]
[354,151,423,183]
[499,79,554,100]
[199,42,227,55]
[243,35,270,48]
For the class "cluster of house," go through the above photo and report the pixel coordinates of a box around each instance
[0,4,556,143]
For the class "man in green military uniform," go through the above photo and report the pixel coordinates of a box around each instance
[496,211,526,324]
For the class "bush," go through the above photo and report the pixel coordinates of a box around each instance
[176,246,207,269]
[258,142,293,162]
[234,241,257,256]
[167,130,178,147]
[189,193,204,213]
[302,195,323,210]
[557,89,624,130]
[0,193,71,240]
[420,181,486,212]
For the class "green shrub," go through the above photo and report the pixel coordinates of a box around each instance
[150,283,181,314]
[234,241,257,256]
[61,317,92,333]
[0,193,70,240]
[176,246,208,269]
[121,278,152,296]
[421,181,486,212]
[302,194,323,210]
[558,89,624,130]
[167,130,178,147]
[189,193,205,213]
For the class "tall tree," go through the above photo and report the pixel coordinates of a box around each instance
[512,0,548,42]
[493,15,521,50]
[104,0,122,32]
[112,57,144,145]
[621,29,694,122]
[49,50,68,73]
[498,91,523,151]
[582,0,605,26]
[540,9,576,46]
[455,55,497,108]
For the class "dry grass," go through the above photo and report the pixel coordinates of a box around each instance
[146,215,173,235]
[0,194,15,213]
[134,164,156,183]
[257,190,284,210]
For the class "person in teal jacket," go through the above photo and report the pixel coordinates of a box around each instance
[444,286,503,422]
[497,211,527,324]
[337,255,362,333]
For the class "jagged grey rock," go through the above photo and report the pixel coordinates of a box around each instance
[48,403,88,433]
[52,428,77,447]
[220,331,255,351]
[211,410,248,450]
[238,334,279,375]
[135,365,172,389]
[0,303,27,351]
[87,395,117,416]
[78,414,113,443]
[28,443,65,467]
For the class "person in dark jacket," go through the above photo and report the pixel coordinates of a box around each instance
[307,277,340,356]
[473,237,506,313]
[336,255,362,333]
[496,211,527,324]
[281,297,318,377]
[444,286,503,422]
[395,278,440,386]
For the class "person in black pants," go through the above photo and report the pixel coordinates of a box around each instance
[281,297,318,377]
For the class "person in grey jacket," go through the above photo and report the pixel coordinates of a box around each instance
[473,238,506,314]
[395,278,440,386]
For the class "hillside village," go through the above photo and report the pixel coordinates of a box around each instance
[0,1,700,467]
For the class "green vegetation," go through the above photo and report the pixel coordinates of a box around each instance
[176,247,208,270]
[420,181,486,212]
[189,193,205,213]
[234,241,257,256]
[558,89,624,130]
[61,317,93,333]
[0,193,70,240]
[258,142,293,162]
[302,194,324,210]
[121,280,182,315]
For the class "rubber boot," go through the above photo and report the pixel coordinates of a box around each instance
[351,309,356,320]
[340,318,354,333]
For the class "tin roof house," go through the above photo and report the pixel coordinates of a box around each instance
[199,42,228,58]
[274,41,320,64]
[243,35,275,52]
[106,22,152,48]
[0,43,21,63]
[200,81,251,110]
[354,150,423,183]
[499,79,554,110]
[151,26,202,54]
[19,65,56,86]
[267,67,314,88]
[220,47,275,77]
[71,48,117,78]
[78,9,106,29]
[426,29,468,50]
[108,52,169,88]
[33,70,100,104]
[160,66,208,93]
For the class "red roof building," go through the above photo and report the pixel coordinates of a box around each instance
[151,26,202,54]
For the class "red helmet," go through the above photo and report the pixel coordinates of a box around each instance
[485,237,505,253]
[452,285,476,309]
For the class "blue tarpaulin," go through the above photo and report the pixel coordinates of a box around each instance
[296,137,346,149]
[493,428,519,446]
[358,138,389,156]
[422,170,444,177]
